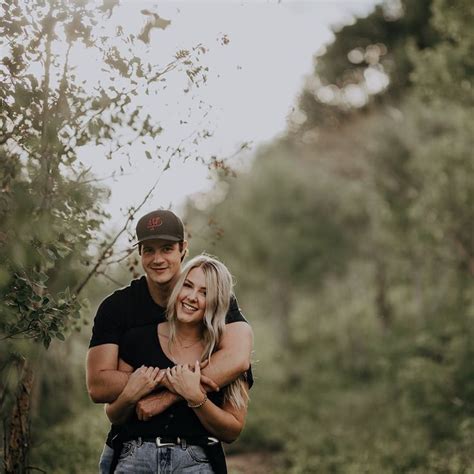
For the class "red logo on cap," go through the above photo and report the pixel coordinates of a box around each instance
[147,217,163,231]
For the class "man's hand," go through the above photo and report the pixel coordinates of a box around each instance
[198,360,220,392]
[136,390,180,421]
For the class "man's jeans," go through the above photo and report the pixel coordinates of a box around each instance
[99,444,114,474]
[110,439,215,473]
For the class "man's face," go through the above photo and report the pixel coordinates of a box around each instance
[140,239,186,287]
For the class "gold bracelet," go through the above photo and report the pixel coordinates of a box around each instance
[187,394,207,409]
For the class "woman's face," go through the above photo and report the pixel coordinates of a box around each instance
[176,266,207,325]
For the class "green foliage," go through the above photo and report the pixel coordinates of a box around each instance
[30,402,109,473]
[411,0,474,105]
[297,0,440,131]
[370,100,474,277]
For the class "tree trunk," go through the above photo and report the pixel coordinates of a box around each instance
[4,358,34,474]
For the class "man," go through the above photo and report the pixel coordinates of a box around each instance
[86,209,253,473]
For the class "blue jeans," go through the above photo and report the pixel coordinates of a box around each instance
[114,439,215,473]
[99,444,114,474]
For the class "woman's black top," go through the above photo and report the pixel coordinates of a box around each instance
[117,324,224,440]
[112,324,228,473]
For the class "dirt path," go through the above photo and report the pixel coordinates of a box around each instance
[227,451,278,474]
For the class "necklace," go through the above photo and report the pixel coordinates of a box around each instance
[175,335,203,349]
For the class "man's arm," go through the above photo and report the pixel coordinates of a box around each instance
[201,321,253,387]
[86,344,131,403]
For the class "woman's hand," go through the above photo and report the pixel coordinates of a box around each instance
[122,366,164,404]
[166,361,204,405]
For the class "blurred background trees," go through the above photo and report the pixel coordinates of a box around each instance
[185,0,473,472]
[1,0,472,472]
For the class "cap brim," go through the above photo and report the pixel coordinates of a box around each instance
[134,234,183,246]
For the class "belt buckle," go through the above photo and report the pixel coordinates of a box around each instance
[156,437,175,448]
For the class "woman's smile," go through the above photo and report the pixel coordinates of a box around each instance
[182,301,199,313]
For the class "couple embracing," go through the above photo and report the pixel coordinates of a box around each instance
[86,210,253,473]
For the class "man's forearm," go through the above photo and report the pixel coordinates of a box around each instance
[201,322,253,389]
[88,370,130,403]
[201,351,249,389]
[136,389,181,420]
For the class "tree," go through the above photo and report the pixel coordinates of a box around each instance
[0,1,209,470]
[295,0,439,132]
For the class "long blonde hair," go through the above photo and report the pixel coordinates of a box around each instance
[166,254,249,408]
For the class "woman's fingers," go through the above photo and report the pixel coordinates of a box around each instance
[151,367,160,382]
[155,370,165,384]
[147,366,156,377]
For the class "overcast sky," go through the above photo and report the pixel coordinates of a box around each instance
[78,1,381,231]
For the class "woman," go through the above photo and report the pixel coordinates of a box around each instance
[106,254,249,473]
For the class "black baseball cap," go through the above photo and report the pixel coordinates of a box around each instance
[135,210,185,244]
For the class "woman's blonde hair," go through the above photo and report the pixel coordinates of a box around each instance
[166,254,249,408]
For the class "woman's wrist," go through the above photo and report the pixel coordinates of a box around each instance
[120,388,139,405]
[186,392,207,409]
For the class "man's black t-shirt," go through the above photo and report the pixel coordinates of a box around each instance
[89,276,247,348]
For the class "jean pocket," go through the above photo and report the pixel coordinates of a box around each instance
[187,445,210,464]
[119,440,137,460]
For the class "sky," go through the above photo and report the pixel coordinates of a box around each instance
[77,1,381,232]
